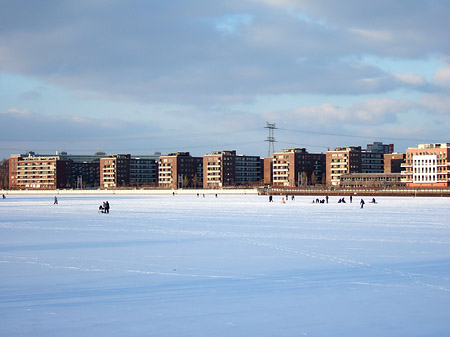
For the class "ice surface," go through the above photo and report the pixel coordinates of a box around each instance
[1,194,450,337]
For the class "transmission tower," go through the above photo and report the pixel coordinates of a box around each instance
[265,122,277,157]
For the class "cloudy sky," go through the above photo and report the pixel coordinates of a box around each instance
[1,0,449,159]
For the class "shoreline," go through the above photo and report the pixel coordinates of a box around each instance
[1,187,450,197]
[0,188,259,196]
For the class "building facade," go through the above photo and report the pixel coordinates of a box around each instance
[361,142,394,174]
[361,151,385,173]
[271,148,326,187]
[203,150,263,188]
[366,142,394,154]
[100,154,159,189]
[129,156,158,187]
[263,157,273,185]
[326,142,394,186]
[339,173,405,188]
[203,151,237,188]
[100,154,131,189]
[9,154,71,190]
[402,143,450,187]
[384,153,405,174]
[159,152,202,189]
[326,146,362,186]
[235,155,263,185]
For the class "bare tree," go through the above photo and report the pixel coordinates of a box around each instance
[183,175,189,188]
[0,159,9,189]
[192,174,198,188]
[301,171,308,186]
[311,172,316,186]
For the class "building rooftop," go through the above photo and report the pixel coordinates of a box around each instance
[417,143,450,149]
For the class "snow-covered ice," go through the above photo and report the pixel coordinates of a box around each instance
[1,194,450,337]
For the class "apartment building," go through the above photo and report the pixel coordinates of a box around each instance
[271,148,326,187]
[100,154,131,189]
[366,142,394,154]
[361,142,393,174]
[101,154,159,189]
[326,146,362,186]
[203,151,236,188]
[203,150,264,188]
[159,152,202,189]
[326,142,394,186]
[361,151,385,173]
[9,154,71,189]
[402,143,450,187]
[130,156,159,186]
[70,161,100,188]
[384,153,405,174]
[59,151,104,188]
[235,155,263,185]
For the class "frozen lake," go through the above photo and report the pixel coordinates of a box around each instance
[1,194,450,336]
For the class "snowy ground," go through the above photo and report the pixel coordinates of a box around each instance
[1,194,450,337]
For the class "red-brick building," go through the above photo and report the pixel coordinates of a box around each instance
[159,152,202,189]
[270,148,326,187]
[9,154,71,189]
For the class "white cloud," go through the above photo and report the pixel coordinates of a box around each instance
[393,72,425,85]
[2,108,31,116]
[420,94,450,115]
[266,97,414,130]
[433,66,450,88]
[350,28,393,42]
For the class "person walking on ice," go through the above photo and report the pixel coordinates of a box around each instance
[360,199,365,209]
[54,196,58,205]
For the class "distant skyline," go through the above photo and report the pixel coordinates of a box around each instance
[1,0,449,159]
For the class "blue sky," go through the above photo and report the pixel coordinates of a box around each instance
[1,0,449,159]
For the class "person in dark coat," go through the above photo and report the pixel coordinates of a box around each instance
[105,201,110,213]
[360,199,365,209]
[54,196,58,204]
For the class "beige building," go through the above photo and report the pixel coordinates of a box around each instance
[203,150,263,188]
[9,154,71,190]
[100,154,131,189]
[159,152,202,189]
[271,148,325,187]
[402,143,450,187]
[326,147,362,186]
[203,151,236,188]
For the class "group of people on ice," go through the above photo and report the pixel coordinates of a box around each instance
[99,201,110,213]
[269,194,377,209]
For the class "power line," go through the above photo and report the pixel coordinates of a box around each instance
[277,127,436,143]
[277,141,329,150]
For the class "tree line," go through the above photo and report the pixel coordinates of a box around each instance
[0,159,8,189]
